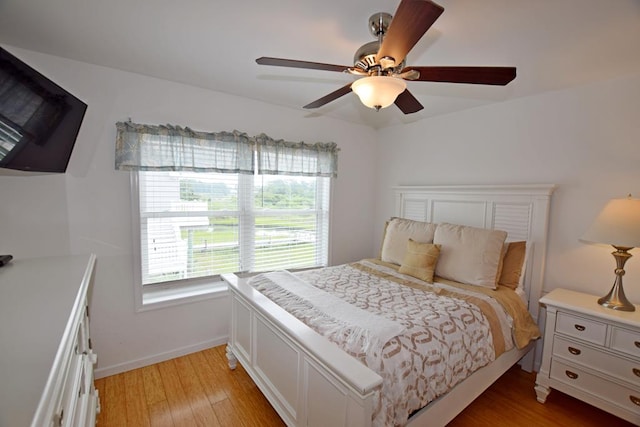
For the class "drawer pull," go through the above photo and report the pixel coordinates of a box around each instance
[633,368,640,378]
[635,341,640,349]
[631,396,640,406]
[565,370,579,380]
[568,347,581,355]
[574,324,586,332]
[54,410,63,426]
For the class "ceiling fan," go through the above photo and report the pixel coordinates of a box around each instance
[256,0,516,114]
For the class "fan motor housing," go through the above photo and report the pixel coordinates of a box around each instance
[353,41,405,74]
[354,12,405,75]
[353,41,379,71]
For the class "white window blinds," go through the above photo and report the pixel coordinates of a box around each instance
[139,171,242,284]
[138,171,330,285]
[251,174,330,272]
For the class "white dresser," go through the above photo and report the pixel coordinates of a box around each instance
[0,254,99,427]
[535,288,640,424]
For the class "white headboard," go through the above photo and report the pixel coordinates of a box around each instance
[394,184,556,325]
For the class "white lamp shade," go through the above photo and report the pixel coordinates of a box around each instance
[351,76,407,110]
[582,197,640,248]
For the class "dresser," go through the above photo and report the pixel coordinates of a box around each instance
[535,288,640,424]
[0,254,99,427]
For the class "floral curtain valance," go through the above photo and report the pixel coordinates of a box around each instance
[115,122,255,174]
[115,122,339,178]
[254,133,338,178]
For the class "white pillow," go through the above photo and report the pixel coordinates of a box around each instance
[381,218,437,265]
[433,223,508,289]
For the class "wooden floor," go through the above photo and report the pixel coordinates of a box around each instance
[95,345,634,427]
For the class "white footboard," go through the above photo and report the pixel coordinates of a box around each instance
[223,273,382,427]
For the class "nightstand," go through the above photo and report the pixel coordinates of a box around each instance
[535,288,640,424]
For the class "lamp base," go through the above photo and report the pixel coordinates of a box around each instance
[598,287,635,311]
[598,246,636,312]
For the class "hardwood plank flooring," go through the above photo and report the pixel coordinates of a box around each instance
[124,369,151,426]
[95,345,634,426]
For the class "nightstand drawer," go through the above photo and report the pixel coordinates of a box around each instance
[551,359,640,417]
[553,335,640,386]
[556,312,607,345]
[611,326,640,359]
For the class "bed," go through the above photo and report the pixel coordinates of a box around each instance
[222,184,556,427]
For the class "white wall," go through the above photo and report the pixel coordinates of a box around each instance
[0,47,378,375]
[375,72,640,304]
[4,44,639,376]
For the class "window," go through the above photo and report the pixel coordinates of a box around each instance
[116,122,338,308]
[137,170,330,287]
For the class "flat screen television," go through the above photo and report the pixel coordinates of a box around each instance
[0,47,87,173]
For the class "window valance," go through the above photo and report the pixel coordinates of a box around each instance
[115,122,254,174]
[115,122,338,177]
[255,133,338,178]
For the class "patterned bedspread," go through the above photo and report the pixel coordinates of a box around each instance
[249,259,540,427]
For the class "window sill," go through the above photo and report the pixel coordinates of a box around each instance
[138,279,228,312]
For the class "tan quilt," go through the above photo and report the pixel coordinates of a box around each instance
[250,259,540,427]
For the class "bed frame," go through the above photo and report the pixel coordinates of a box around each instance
[223,184,556,427]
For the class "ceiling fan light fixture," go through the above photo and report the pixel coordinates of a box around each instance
[351,76,406,111]
[256,1,514,114]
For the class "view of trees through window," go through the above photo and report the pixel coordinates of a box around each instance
[179,177,318,210]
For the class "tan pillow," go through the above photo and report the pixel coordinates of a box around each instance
[433,223,508,289]
[399,240,441,283]
[380,218,437,265]
[499,241,527,290]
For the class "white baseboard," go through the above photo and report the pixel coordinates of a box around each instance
[94,335,229,379]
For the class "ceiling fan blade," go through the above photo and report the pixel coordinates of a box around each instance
[395,89,424,114]
[403,66,517,85]
[304,83,353,109]
[256,57,349,73]
[376,0,444,67]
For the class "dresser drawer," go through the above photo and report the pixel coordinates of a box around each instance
[611,326,640,359]
[59,351,84,427]
[553,335,640,386]
[551,359,640,418]
[556,312,607,345]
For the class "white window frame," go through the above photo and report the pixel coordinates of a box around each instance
[131,171,332,311]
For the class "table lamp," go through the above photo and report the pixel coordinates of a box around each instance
[582,195,640,311]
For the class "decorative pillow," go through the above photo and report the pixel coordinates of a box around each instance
[433,223,508,289]
[499,241,528,290]
[378,220,390,259]
[399,239,441,283]
[380,218,437,265]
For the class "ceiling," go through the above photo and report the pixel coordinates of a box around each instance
[1,0,639,129]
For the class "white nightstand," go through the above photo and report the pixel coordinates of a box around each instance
[535,288,640,424]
